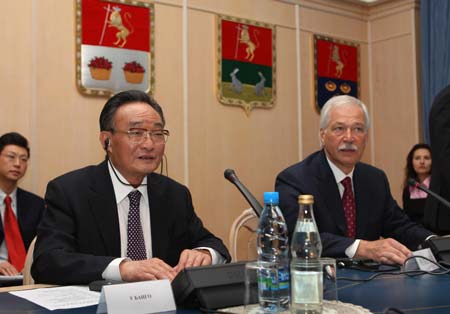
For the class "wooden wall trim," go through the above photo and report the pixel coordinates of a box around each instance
[368,0,419,21]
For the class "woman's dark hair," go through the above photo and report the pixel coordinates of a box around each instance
[0,132,30,157]
[99,90,165,131]
[403,143,432,189]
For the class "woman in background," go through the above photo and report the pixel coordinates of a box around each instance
[402,143,432,225]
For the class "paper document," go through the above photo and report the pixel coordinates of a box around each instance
[10,286,100,310]
[409,248,440,272]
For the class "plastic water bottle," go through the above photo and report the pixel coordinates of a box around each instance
[290,194,323,314]
[256,192,290,311]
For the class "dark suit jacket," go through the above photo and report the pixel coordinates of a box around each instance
[0,188,45,251]
[402,186,427,226]
[425,84,450,234]
[31,161,230,285]
[275,150,432,257]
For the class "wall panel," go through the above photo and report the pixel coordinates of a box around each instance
[0,0,422,253]
[369,2,420,201]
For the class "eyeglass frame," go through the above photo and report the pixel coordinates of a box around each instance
[109,128,170,145]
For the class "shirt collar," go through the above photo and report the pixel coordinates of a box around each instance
[0,188,17,205]
[409,175,431,199]
[325,155,355,184]
[107,161,147,204]
[422,176,431,188]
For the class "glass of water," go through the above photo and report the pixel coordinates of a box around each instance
[321,258,338,301]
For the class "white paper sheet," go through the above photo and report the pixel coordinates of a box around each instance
[10,286,100,310]
[409,248,440,272]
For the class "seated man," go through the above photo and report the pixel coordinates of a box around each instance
[32,90,230,285]
[276,95,433,265]
[0,132,44,276]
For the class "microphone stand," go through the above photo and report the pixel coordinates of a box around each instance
[224,169,262,217]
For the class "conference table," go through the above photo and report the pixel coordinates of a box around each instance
[1,267,449,314]
[337,267,450,313]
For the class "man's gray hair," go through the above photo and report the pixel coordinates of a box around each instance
[319,95,370,131]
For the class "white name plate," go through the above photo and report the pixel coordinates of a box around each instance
[97,279,176,314]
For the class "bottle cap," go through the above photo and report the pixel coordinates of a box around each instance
[298,194,314,204]
[264,192,279,205]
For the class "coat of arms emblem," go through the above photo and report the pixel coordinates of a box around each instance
[76,0,154,96]
[217,16,276,115]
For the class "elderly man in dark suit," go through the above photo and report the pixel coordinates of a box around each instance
[276,95,432,265]
[32,90,230,285]
[0,132,44,276]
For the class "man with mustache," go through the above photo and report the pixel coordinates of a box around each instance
[276,95,433,264]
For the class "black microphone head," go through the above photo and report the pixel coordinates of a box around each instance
[224,169,236,181]
[408,178,418,187]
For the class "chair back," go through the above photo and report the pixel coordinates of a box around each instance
[22,236,36,285]
[229,208,259,261]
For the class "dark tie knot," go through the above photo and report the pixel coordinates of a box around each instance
[341,177,352,189]
[128,190,141,204]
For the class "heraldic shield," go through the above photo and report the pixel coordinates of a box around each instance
[314,35,360,112]
[217,15,276,115]
[76,0,154,96]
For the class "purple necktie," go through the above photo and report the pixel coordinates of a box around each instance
[341,177,356,238]
[126,190,147,260]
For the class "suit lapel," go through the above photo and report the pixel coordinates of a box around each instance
[317,151,347,235]
[147,173,169,260]
[15,189,28,243]
[88,161,121,256]
[353,165,369,238]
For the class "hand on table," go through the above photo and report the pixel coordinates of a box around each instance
[356,238,412,265]
[0,261,20,276]
[119,258,177,282]
[174,249,212,274]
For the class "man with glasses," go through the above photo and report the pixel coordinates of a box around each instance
[276,95,433,265]
[0,132,44,276]
[32,90,230,285]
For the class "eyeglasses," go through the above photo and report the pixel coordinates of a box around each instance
[112,128,170,145]
[1,153,29,164]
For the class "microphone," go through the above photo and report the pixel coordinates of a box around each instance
[224,169,262,217]
[408,178,450,210]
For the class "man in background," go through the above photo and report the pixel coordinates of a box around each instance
[276,95,433,265]
[425,84,450,234]
[0,132,44,276]
[32,90,230,285]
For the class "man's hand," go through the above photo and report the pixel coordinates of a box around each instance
[119,258,177,282]
[0,261,20,276]
[355,238,412,265]
[174,249,212,273]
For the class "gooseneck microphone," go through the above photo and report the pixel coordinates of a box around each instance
[224,169,262,217]
[408,178,450,210]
